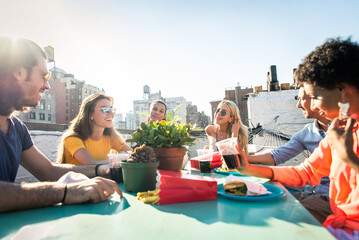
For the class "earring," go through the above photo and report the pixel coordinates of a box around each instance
[90,117,94,121]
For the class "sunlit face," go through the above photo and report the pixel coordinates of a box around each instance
[148,103,166,122]
[303,83,341,121]
[19,57,51,107]
[91,99,114,129]
[214,103,233,125]
[296,87,319,119]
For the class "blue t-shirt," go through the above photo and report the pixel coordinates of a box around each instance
[0,116,33,182]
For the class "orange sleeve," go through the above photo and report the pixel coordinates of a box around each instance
[272,137,332,188]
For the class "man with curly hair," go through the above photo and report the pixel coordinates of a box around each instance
[237,38,359,239]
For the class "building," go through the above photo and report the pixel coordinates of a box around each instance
[125,112,135,130]
[209,65,302,136]
[132,86,209,129]
[165,97,187,122]
[246,89,310,135]
[51,68,105,124]
[186,104,210,129]
[210,85,253,127]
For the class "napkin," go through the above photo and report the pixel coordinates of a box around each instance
[248,144,264,154]
[57,171,89,183]
[224,175,271,196]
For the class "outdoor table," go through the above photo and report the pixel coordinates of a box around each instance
[0,172,334,239]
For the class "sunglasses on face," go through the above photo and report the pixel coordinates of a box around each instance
[215,108,228,116]
[95,107,116,115]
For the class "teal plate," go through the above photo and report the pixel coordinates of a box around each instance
[218,183,285,201]
[214,168,244,176]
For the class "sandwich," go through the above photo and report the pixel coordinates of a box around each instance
[223,181,247,196]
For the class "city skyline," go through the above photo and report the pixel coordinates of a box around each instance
[1,0,358,116]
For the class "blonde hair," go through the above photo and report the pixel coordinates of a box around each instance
[220,100,249,154]
[57,93,122,163]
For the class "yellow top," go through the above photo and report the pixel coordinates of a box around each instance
[63,135,125,165]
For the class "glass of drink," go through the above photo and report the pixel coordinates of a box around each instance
[197,149,213,173]
[215,138,241,169]
[108,153,129,183]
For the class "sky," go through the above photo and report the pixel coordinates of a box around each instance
[1,0,358,117]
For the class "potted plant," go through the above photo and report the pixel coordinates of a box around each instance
[121,144,159,193]
[126,120,196,172]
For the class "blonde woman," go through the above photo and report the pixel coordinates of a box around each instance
[57,93,132,165]
[205,100,248,154]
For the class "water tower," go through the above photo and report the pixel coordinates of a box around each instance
[143,85,150,100]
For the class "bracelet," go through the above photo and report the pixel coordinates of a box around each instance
[95,164,104,176]
[61,184,67,204]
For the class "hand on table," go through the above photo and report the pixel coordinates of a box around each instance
[63,177,123,205]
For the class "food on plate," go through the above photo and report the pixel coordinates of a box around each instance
[223,181,248,196]
[137,188,160,204]
[216,167,228,172]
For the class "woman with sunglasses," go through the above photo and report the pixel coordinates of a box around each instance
[205,100,248,154]
[57,93,132,165]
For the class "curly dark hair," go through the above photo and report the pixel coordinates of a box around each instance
[295,38,359,91]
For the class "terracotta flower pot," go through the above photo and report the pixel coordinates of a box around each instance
[153,147,187,172]
[121,161,159,193]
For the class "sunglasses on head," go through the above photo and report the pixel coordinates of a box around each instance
[215,108,228,116]
[95,107,116,115]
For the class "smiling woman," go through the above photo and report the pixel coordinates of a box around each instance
[56,93,132,165]
[205,100,248,154]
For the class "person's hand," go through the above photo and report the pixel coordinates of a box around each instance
[327,114,358,165]
[235,144,249,171]
[97,164,111,176]
[231,119,241,136]
[63,177,123,205]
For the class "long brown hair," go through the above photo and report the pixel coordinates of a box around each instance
[57,93,122,163]
[220,100,249,154]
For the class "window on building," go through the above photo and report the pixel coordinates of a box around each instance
[39,102,45,110]
[48,94,51,100]
[85,88,87,93]
[78,88,81,92]
[66,116,68,121]
[71,95,73,99]
[66,109,68,113]
[66,96,68,100]
[47,104,51,111]
[66,102,68,107]
[48,114,51,121]
[39,113,45,120]
[89,90,92,94]
[66,89,68,94]
[30,112,36,119]
[79,95,82,100]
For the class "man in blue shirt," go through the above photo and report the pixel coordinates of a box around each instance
[0,37,122,212]
[247,87,332,220]
[247,87,330,169]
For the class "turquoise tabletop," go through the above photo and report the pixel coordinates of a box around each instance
[0,172,334,240]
